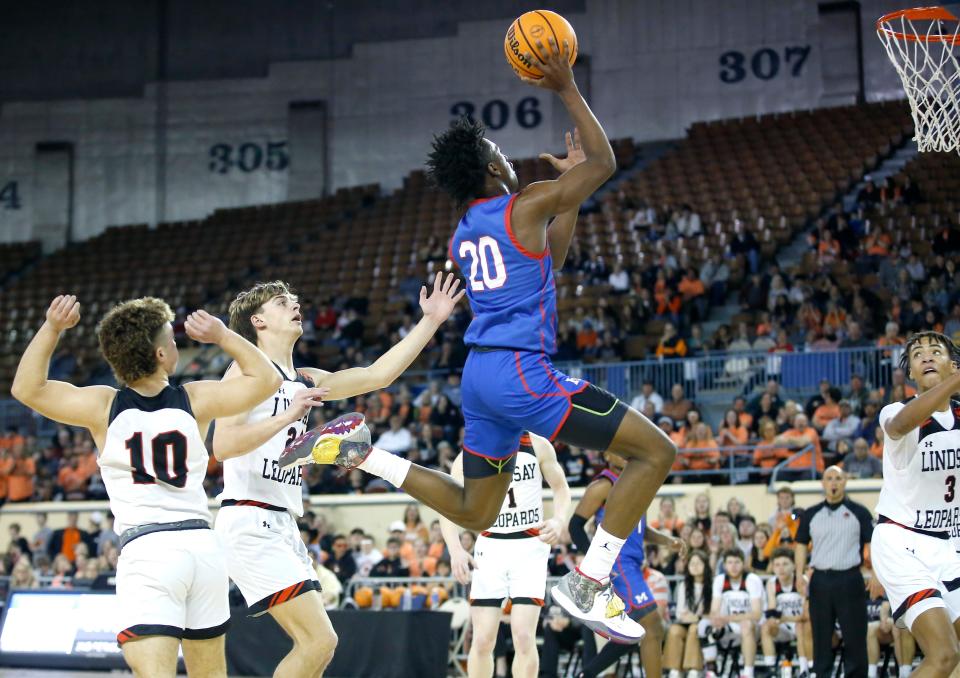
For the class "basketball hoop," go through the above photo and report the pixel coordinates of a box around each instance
[877,6,960,152]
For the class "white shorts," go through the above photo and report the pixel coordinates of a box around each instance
[470,533,550,606]
[700,618,757,647]
[115,528,229,644]
[775,622,797,643]
[214,505,320,615]
[872,523,960,630]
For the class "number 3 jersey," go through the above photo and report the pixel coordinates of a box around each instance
[451,193,557,353]
[219,365,310,516]
[877,398,960,536]
[98,385,212,534]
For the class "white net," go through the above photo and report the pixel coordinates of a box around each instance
[877,7,960,152]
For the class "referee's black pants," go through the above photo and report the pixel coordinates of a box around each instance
[809,566,868,678]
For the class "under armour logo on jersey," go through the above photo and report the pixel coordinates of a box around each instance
[262,521,271,528]
[926,441,935,448]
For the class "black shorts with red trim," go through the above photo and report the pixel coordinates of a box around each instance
[247,578,322,617]
[461,348,626,479]
[117,619,230,646]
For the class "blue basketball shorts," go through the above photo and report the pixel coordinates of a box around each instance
[460,349,627,477]
[611,554,657,618]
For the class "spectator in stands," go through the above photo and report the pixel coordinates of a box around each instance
[650,497,684,536]
[48,554,72,588]
[775,413,824,479]
[374,415,414,456]
[608,263,629,294]
[31,512,52,556]
[630,380,664,415]
[841,438,882,479]
[354,536,383,577]
[679,423,720,479]
[401,505,428,543]
[662,383,694,423]
[857,176,880,208]
[736,515,757,559]
[748,526,771,574]
[5,438,34,503]
[10,557,37,589]
[325,534,356,585]
[753,419,791,473]
[659,416,684,449]
[690,494,712,535]
[844,374,871,417]
[370,537,410,577]
[717,409,749,451]
[749,394,778,436]
[804,379,833,419]
[679,268,708,321]
[655,322,688,359]
[48,511,88,563]
[700,253,730,306]
[407,538,437,578]
[665,549,711,678]
[822,399,861,454]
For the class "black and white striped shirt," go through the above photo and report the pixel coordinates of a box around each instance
[796,498,873,570]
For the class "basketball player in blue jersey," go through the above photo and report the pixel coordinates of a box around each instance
[279,38,675,642]
[569,452,686,676]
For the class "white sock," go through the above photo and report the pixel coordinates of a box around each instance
[578,525,626,583]
[868,664,877,678]
[899,665,911,678]
[744,666,754,678]
[358,447,411,488]
[763,656,776,667]
[669,670,681,678]
[799,657,809,673]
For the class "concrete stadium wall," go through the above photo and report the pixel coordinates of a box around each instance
[0,0,916,245]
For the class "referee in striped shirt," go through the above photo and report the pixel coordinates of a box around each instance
[794,466,878,678]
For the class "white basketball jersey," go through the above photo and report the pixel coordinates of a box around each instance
[99,385,212,534]
[877,399,960,535]
[485,437,543,534]
[774,578,804,619]
[219,365,310,515]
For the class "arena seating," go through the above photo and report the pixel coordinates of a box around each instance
[0,103,912,390]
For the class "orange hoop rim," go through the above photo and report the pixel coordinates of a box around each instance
[877,6,960,44]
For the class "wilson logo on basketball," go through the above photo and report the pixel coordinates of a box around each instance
[506,27,534,69]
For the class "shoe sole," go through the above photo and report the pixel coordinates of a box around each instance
[550,583,645,644]
[278,413,366,470]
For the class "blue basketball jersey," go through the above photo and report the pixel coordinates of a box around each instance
[451,193,557,353]
[595,469,646,564]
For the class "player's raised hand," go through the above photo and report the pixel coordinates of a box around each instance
[537,517,565,545]
[450,549,476,585]
[668,535,689,559]
[184,310,228,345]
[287,387,330,421]
[540,128,584,174]
[419,272,465,322]
[519,37,575,92]
[45,295,81,333]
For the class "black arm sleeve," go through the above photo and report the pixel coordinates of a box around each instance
[568,514,591,554]
[795,503,816,545]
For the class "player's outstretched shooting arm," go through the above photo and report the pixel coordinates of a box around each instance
[512,37,615,265]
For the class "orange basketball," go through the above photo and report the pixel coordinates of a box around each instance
[504,10,578,80]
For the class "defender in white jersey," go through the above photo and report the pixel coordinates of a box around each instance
[213,273,463,677]
[11,295,280,678]
[441,433,571,678]
[872,331,960,676]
